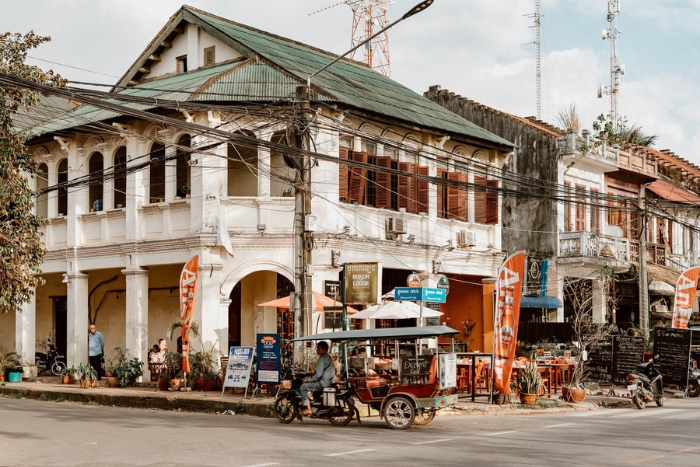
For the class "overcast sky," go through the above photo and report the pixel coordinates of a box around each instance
[5,0,700,163]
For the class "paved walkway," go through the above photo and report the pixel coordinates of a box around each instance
[0,377,640,418]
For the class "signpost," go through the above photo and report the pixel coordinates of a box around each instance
[394,287,447,303]
[221,346,255,398]
[344,263,380,304]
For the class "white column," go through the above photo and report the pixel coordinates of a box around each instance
[67,148,86,247]
[219,299,232,359]
[193,262,223,358]
[66,272,89,367]
[125,137,148,241]
[190,116,226,234]
[258,144,272,198]
[16,291,37,377]
[103,147,115,210]
[592,278,606,323]
[123,268,149,381]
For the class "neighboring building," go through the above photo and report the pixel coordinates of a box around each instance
[2,6,514,375]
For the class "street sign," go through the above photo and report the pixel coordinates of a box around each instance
[395,287,447,303]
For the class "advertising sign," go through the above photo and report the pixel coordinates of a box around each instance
[255,333,281,384]
[179,255,199,374]
[407,273,421,287]
[344,263,380,304]
[222,346,255,388]
[324,280,342,301]
[672,266,700,329]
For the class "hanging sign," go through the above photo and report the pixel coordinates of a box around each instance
[407,273,422,288]
[222,346,255,388]
[256,333,281,384]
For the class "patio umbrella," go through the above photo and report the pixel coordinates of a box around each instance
[257,291,359,314]
[351,300,443,320]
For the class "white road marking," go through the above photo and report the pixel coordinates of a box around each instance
[543,423,575,428]
[238,463,280,467]
[325,449,376,457]
[411,438,455,445]
[612,409,682,418]
[572,409,632,417]
[484,431,518,436]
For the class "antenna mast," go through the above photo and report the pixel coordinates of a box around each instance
[348,0,394,76]
[524,1,542,119]
[600,0,624,129]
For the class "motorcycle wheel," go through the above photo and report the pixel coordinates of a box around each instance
[633,391,646,410]
[413,409,436,425]
[656,397,664,407]
[328,401,354,426]
[384,396,415,430]
[51,361,66,376]
[274,395,297,424]
[688,379,700,398]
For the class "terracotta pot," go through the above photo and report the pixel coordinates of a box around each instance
[519,392,538,405]
[492,393,507,405]
[90,378,98,388]
[195,378,216,391]
[157,377,170,391]
[80,378,91,389]
[0,374,5,382]
[562,385,587,403]
[169,378,183,390]
[61,375,72,384]
[105,376,118,388]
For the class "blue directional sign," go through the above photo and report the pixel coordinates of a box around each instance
[395,287,447,303]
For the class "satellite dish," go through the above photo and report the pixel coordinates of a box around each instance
[619,64,625,75]
[597,83,603,99]
[602,29,608,40]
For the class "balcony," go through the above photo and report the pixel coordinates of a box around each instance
[629,241,666,267]
[559,231,629,262]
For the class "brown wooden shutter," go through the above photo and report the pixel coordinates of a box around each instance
[417,165,430,214]
[338,148,350,202]
[375,156,392,209]
[349,151,368,204]
[575,185,586,231]
[590,188,599,233]
[474,176,486,223]
[446,172,467,221]
[564,181,572,232]
[437,169,446,218]
[398,162,417,213]
[486,179,499,224]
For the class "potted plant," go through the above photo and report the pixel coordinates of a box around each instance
[160,351,183,391]
[167,320,220,391]
[0,351,21,382]
[516,358,541,405]
[60,366,76,384]
[76,363,98,388]
[102,351,119,387]
[106,346,144,387]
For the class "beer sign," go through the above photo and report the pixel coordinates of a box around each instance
[407,273,421,288]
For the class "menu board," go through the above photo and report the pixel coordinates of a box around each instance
[584,336,613,383]
[401,355,432,376]
[612,336,644,385]
[655,327,691,387]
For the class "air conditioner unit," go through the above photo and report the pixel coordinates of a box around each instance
[457,230,476,248]
[386,217,407,234]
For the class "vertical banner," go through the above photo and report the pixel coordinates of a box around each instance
[180,255,199,374]
[493,251,526,395]
[256,333,281,384]
[673,266,700,329]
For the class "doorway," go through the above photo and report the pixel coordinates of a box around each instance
[54,297,67,358]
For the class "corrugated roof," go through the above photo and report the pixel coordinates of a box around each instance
[521,296,563,309]
[647,179,700,205]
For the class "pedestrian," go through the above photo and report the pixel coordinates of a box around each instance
[88,324,105,380]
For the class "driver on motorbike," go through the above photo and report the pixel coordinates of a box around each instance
[300,341,335,416]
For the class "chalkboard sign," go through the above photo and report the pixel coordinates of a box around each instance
[612,336,644,385]
[655,327,691,388]
[400,355,432,376]
[584,336,613,383]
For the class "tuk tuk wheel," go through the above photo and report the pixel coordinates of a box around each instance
[384,396,415,430]
[413,409,436,425]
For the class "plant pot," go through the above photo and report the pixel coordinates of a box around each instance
[80,378,91,389]
[168,378,183,390]
[158,377,170,391]
[492,393,507,405]
[7,370,22,383]
[90,379,98,388]
[519,392,538,405]
[562,385,587,403]
[195,378,216,391]
[61,375,73,384]
[105,376,118,388]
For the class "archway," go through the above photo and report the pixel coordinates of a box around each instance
[88,152,104,211]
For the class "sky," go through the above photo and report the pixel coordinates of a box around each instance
[4,0,700,163]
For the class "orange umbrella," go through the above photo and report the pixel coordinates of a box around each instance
[258,291,359,314]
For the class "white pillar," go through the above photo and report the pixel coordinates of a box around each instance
[126,137,148,241]
[193,261,223,357]
[219,299,232,359]
[66,272,89,367]
[16,292,37,377]
[592,278,606,323]
[123,268,149,381]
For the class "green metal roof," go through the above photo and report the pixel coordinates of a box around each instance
[292,326,460,342]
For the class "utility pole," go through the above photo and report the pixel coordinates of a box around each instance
[638,184,649,340]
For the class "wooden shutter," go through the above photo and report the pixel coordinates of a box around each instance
[564,181,572,232]
[398,162,417,214]
[590,188,599,233]
[446,172,467,221]
[375,156,392,209]
[575,185,586,231]
[348,151,368,204]
[437,169,446,218]
[486,179,499,225]
[417,166,430,214]
[339,148,350,202]
[474,176,487,223]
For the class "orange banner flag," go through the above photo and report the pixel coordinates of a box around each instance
[492,251,526,395]
[180,256,199,374]
[672,266,700,329]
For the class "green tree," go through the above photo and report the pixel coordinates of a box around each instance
[592,114,657,148]
[0,32,65,312]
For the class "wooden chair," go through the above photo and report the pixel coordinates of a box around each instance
[537,367,552,397]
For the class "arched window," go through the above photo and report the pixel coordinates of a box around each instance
[227,131,258,197]
[36,163,48,218]
[175,135,191,197]
[113,147,127,209]
[57,159,68,215]
[88,152,104,211]
[149,142,166,202]
[269,131,296,197]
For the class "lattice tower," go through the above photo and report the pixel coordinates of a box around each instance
[348,0,394,76]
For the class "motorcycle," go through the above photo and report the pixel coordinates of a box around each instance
[627,360,664,409]
[687,351,700,398]
[35,341,66,376]
[273,371,361,426]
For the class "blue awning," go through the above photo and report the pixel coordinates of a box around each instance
[521,296,563,309]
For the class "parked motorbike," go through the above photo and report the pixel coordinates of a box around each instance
[35,341,66,376]
[627,360,664,409]
[687,351,700,398]
[273,371,360,426]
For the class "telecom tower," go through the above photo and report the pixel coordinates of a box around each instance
[348,0,394,76]
[525,0,542,120]
[599,0,625,129]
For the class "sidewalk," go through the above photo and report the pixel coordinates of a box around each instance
[0,377,637,418]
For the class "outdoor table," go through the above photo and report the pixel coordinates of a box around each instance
[456,352,493,402]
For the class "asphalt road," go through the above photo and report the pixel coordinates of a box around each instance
[2,396,700,467]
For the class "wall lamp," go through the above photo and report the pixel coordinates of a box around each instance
[257,224,267,236]
[61,273,71,284]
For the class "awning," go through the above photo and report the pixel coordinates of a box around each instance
[647,179,700,205]
[521,296,563,309]
[649,280,675,296]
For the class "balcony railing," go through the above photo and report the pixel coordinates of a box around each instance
[559,231,629,262]
[629,241,666,266]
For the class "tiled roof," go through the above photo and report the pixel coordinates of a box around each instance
[647,179,700,205]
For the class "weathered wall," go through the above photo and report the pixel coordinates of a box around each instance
[440,275,485,351]
[0,310,15,351]
[424,86,559,258]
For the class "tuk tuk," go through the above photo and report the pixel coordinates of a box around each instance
[286,325,460,429]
